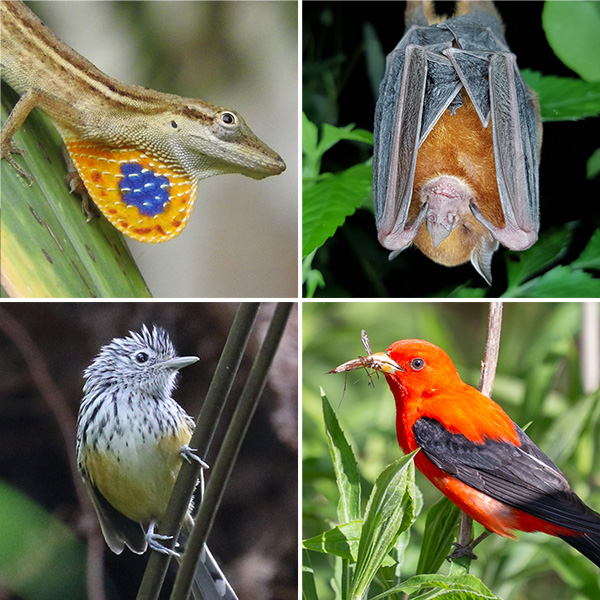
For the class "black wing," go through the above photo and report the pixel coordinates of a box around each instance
[413,416,600,536]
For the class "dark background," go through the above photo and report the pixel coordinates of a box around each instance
[303,1,599,296]
[0,303,297,600]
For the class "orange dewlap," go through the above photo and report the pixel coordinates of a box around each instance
[410,92,504,266]
[65,140,197,243]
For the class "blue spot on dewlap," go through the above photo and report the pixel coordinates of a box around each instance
[119,163,170,216]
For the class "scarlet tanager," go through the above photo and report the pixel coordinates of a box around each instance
[331,338,600,566]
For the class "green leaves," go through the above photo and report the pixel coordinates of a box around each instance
[322,388,361,524]
[302,114,373,260]
[417,497,461,575]
[542,1,600,83]
[370,574,501,600]
[522,71,600,122]
[302,392,505,600]
[303,392,417,600]
[502,225,600,297]
[351,453,416,600]
[0,480,87,600]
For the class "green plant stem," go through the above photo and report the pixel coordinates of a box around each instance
[170,303,292,600]
[136,302,261,600]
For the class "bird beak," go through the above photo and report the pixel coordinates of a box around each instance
[329,351,403,374]
[159,356,199,370]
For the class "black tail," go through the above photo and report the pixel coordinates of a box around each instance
[559,533,600,568]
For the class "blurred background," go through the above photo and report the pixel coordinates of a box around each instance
[303,301,600,600]
[29,1,298,297]
[0,302,297,600]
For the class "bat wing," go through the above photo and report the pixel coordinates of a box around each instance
[374,29,460,252]
[374,3,541,275]
[413,416,600,535]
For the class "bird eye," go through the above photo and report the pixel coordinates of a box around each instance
[411,358,425,370]
[134,352,149,364]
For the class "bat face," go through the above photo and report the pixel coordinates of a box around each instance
[373,0,541,284]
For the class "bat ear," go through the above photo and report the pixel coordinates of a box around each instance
[470,234,499,285]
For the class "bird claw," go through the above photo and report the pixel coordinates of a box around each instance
[447,541,478,561]
[180,444,209,469]
[146,522,180,557]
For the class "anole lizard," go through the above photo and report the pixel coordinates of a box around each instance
[0,0,286,243]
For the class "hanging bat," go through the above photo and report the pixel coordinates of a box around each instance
[373,0,542,284]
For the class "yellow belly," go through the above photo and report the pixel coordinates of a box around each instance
[83,424,192,523]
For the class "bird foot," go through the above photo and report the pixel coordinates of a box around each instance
[180,444,209,469]
[146,521,180,557]
[447,541,478,561]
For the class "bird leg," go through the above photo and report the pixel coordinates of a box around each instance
[146,521,180,557]
[448,531,492,561]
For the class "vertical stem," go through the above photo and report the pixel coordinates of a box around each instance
[455,301,503,561]
[137,303,261,600]
[170,303,292,600]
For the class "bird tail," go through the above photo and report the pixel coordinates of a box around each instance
[189,544,239,600]
[179,518,239,600]
[558,532,600,568]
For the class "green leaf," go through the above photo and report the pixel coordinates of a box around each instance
[417,496,461,575]
[522,70,600,122]
[302,162,372,258]
[370,573,501,600]
[1,84,151,298]
[302,549,320,600]
[303,112,321,178]
[303,520,363,561]
[350,452,417,600]
[504,225,573,290]
[322,391,361,523]
[443,285,488,299]
[303,250,326,298]
[572,229,600,270]
[317,122,373,156]
[0,479,87,600]
[508,265,600,298]
[302,113,373,179]
[542,1,600,82]
[587,147,600,179]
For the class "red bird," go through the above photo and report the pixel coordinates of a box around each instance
[332,338,600,566]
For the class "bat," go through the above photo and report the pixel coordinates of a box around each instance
[373,0,542,284]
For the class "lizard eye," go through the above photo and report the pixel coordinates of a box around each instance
[219,111,237,126]
[410,358,425,371]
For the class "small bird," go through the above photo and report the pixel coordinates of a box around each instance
[331,338,600,567]
[77,325,237,599]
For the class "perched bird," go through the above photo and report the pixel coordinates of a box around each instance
[331,338,600,566]
[77,325,237,599]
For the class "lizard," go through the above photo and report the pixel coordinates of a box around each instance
[0,0,286,243]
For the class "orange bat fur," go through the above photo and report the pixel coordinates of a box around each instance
[409,92,504,267]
